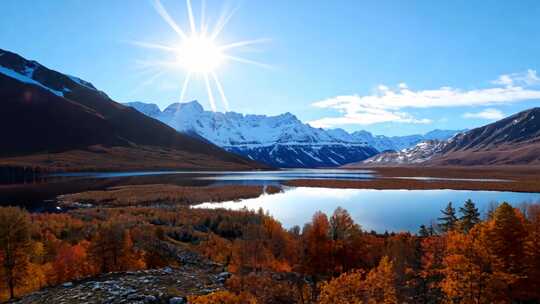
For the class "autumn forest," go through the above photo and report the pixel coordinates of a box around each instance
[1,198,539,303]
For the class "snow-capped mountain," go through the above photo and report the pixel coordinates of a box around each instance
[124,101,460,168]
[353,107,540,166]
[124,101,378,167]
[361,140,448,165]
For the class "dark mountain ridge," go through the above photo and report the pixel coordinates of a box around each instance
[353,107,540,167]
[443,107,540,152]
[0,49,261,170]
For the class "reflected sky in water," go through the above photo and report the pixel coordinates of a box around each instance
[196,187,540,233]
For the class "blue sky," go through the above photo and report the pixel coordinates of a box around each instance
[1,0,540,136]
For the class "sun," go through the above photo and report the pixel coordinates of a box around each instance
[176,36,223,74]
[133,0,270,112]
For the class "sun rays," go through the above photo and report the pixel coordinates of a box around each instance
[134,0,269,112]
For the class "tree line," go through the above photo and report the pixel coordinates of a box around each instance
[0,199,539,303]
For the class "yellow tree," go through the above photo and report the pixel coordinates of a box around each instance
[188,290,258,304]
[329,207,362,274]
[364,256,398,304]
[442,219,520,304]
[119,230,145,270]
[318,269,366,304]
[88,222,128,273]
[0,207,32,300]
[441,229,494,303]
[524,204,540,300]
[419,235,446,303]
[51,241,93,284]
[482,202,528,300]
[302,212,331,278]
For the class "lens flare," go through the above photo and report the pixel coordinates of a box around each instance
[134,0,270,112]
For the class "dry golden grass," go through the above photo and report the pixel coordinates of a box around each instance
[288,166,540,192]
[0,145,264,172]
[59,184,282,207]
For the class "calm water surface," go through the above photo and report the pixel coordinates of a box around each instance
[2,169,537,224]
[47,169,508,184]
[196,187,540,233]
[49,169,375,184]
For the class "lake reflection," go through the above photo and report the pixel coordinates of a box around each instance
[49,169,375,183]
[196,187,540,233]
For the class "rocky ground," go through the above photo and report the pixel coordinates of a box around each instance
[12,266,231,304]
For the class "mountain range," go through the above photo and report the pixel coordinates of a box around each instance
[124,101,461,168]
[356,107,540,166]
[2,47,538,171]
[0,49,261,171]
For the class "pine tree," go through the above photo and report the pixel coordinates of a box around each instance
[459,199,480,233]
[427,224,436,236]
[418,225,430,237]
[438,202,458,233]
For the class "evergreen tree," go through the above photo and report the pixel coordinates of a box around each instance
[438,202,457,233]
[459,199,480,233]
[427,224,436,236]
[418,225,430,237]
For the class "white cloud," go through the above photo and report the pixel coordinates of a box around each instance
[463,108,505,120]
[311,70,540,127]
[492,69,540,87]
[309,108,431,128]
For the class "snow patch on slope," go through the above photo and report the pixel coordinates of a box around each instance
[0,66,64,96]
[363,140,448,165]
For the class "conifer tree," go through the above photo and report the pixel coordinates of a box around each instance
[418,225,430,237]
[459,199,480,233]
[438,202,458,233]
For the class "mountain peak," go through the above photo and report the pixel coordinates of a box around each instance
[181,100,204,110]
[275,112,300,123]
[124,102,161,117]
[164,100,204,114]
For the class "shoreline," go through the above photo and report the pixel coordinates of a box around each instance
[287,166,540,193]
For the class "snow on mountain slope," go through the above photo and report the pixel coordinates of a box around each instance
[0,49,109,99]
[0,65,66,96]
[125,101,379,167]
[358,108,540,166]
[424,129,467,141]
[361,140,448,165]
[124,102,162,118]
[0,48,261,170]
[125,101,459,168]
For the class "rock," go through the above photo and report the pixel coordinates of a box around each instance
[13,265,225,304]
[143,295,157,303]
[217,272,231,283]
[127,294,141,300]
[169,297,186,304]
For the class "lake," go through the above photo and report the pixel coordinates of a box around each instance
[44,169,511,184]
[196,187,540,233]
[1,169,538,231]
